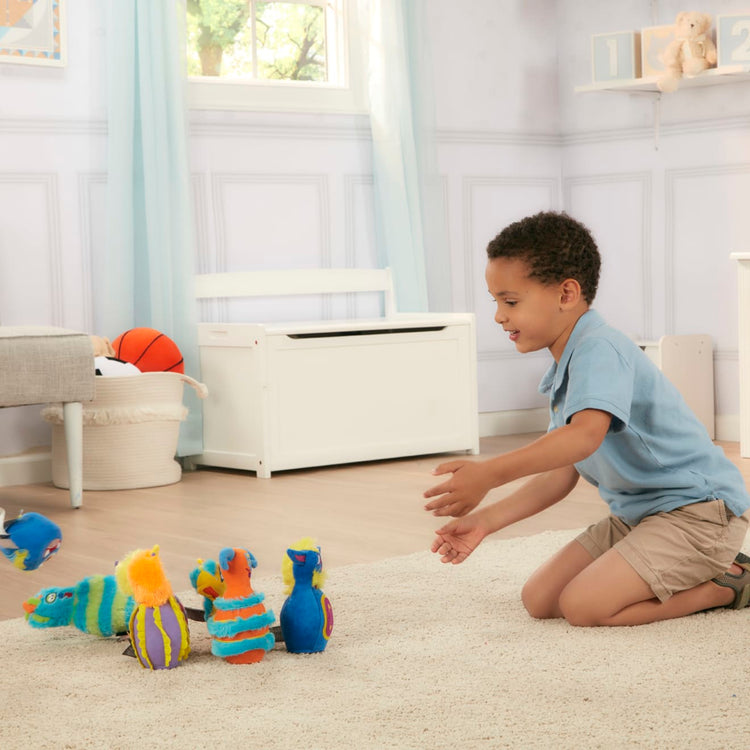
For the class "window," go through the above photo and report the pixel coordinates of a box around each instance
[186,0,366,113]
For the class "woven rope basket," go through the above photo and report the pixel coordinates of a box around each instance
[42,372,207,491]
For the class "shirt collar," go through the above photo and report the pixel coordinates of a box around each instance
[538,309,606,395]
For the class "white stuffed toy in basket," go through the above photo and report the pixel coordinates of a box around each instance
[42,372,207,490]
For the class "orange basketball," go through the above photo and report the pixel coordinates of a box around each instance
[112,327,184,374]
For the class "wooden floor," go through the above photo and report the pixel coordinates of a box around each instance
[2,434,747,622]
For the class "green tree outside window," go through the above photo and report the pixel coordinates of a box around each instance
[187,0,327,82]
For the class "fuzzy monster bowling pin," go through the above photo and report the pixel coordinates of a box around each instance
[207,547,275,664]
[126,546,190,670]
[280,539,333,653]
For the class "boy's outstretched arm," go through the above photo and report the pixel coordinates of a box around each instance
[432,464,580,564]
[424,408,611,517]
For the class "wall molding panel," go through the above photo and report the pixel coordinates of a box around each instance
[665,162,750,336]
[189,112,372,141]
[561,114,750,147]
[77,172,106,332]
[0,118,107,136]
[461,175,559,359]
[564,171,653,338]
[343,173,375,317]
[191,173,211,274]
[438,129,561,147]
[0,111,746,147]
[0,172,63,326]
[210,172,331,321]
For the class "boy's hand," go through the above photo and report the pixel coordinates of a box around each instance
[431,515,488,564]
[423,460,494,517]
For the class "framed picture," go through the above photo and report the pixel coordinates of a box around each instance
[0,0,66,67]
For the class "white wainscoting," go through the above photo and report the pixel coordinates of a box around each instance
[1,114,749,464]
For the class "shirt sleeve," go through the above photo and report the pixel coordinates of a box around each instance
[562,337,634,432]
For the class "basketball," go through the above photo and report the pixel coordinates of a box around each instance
[112,327,184,374]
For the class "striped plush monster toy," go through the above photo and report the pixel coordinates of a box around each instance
[188,558,226,621]
[206,547,275,664]
[124,546,190,670]
[23,573,134,637]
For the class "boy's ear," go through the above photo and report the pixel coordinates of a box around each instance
[559,278,582,308]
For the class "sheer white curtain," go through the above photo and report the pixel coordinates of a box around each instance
[95,0,202,455]
[360,0,451,312]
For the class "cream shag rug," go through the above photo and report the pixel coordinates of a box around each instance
[2,528,750,750]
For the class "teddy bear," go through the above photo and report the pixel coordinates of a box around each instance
[90,334,115,358]
[657,11,717,93]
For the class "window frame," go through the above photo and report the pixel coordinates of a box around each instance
[186,0,367,115]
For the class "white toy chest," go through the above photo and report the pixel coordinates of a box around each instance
[193,269,479,478]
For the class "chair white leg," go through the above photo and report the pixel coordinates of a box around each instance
[62,401,83,508]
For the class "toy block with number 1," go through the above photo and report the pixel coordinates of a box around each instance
[592,31,641,82]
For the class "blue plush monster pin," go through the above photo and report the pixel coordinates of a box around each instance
[0,508,62,571]
[280,537,333,654]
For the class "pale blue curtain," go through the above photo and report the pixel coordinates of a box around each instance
[363,0,451,312]
[96,0,202,456]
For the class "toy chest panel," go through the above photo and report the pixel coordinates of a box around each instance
[197,318,478,476]
[197,324,266,471]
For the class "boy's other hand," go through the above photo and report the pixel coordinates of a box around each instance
[431,516,488,564]
[423,459,493,517]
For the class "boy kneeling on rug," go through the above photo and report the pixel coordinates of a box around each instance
[425,211,750,626]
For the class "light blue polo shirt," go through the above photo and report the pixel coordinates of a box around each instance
[539,310,750,525]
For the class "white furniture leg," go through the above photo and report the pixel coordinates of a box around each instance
[63,401,83,508]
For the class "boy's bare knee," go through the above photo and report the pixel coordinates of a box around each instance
[558,586,601,627]
[521,579,557,620]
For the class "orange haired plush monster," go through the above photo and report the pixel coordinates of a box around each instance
[205,547,275,664]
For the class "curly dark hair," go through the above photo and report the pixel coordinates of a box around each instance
[486,211,601,304]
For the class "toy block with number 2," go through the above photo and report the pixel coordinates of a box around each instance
[717,14,750,68]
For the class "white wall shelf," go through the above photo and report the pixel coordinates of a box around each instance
[575,64,750,94]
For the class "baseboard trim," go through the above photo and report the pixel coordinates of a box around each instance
[0,449,52,488]
[480,410,740,444]
[0,411,739,487]
[479,408,549,438]
[715,414,739,443]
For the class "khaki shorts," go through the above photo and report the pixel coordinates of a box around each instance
[576,499,749,602]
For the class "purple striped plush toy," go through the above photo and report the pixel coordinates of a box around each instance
[124,546,190,670]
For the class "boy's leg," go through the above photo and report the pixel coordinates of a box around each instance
[558,547,735,626]
[523,502,746,626]
[522,514,629,619]
[521,539,597,619]
[557,500,747,626]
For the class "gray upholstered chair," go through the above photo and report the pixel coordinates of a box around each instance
[0,327,95,508]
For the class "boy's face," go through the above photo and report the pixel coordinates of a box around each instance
[485,257,581,362]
